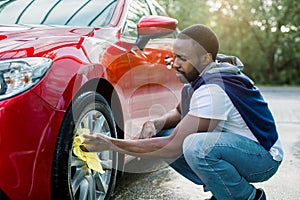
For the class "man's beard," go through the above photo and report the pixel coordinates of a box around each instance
[176,68,199,83]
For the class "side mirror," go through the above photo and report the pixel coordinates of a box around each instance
[136,16,178,50]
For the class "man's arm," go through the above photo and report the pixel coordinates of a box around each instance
[153,105,181,130]
[139,104,181,139]
[83,114,219,159]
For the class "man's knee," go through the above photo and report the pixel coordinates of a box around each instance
[182,134,204,162]
[182,133,220,162]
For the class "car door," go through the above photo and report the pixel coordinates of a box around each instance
[119,0,182,138]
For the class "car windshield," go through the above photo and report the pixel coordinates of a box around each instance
[0,0,117,27]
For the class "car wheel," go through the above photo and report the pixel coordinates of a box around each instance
[51,92,118,200]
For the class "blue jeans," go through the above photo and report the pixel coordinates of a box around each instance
[157,129,281,200]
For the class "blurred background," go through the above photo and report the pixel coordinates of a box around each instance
[158,0,300,85]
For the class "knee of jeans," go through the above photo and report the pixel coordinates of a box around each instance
[183,134,204,160]
[183,133,214,161]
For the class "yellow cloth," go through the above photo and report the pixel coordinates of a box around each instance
[73,129,105,174]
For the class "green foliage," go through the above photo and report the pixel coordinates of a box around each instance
[158,0,300,85]
[157,0,211,28]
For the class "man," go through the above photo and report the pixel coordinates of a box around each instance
[82,24,283,200]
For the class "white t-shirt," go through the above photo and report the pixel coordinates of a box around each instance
[188,84,283,161]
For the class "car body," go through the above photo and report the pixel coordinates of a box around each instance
[0,0,182,199]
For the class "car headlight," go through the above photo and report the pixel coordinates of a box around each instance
[0,57,52,100]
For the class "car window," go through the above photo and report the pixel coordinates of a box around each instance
[121,0,151,39]
[0,0,117,27]
[0,0,32,24]
[147,0,167,16]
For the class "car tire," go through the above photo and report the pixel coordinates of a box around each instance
[51,92,118,200]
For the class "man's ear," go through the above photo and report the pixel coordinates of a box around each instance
[201,53,213,66]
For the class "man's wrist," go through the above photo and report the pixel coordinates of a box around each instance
[109,137,120,151]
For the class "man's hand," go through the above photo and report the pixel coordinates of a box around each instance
[139,121,156,139]
[81,133,111,152]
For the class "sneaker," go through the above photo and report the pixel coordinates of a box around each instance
[205,188,266,200]
[254,188,266,200]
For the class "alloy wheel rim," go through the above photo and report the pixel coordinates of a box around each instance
[70,110,113,200]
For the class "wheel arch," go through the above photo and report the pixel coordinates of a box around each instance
[73,78,125,140]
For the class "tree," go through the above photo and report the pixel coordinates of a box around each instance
[159,0,300,84]
[157,0,213,28]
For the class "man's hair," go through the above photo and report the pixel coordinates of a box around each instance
[178,24,219,61]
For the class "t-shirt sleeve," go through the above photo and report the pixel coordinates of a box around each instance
[188,84,232,120]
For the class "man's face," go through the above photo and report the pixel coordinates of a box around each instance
[172,38,206,83]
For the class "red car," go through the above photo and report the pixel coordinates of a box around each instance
[0,0,182,199]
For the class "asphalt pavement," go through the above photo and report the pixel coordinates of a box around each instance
[111,87,300,200]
